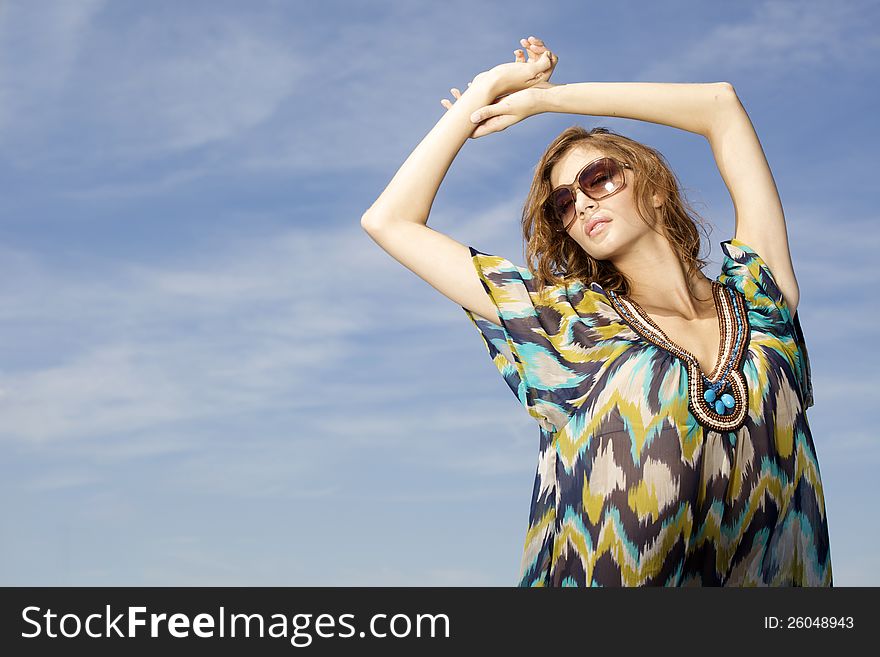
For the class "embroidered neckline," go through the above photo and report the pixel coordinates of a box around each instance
[606,280,750,433]
[622,281,726,381]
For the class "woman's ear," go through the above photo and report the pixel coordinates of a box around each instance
[651,192,665,208]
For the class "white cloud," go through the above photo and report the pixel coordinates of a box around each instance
[0,223,371,446]
[0,198,539,466]
[91,16,304,157]
[634,0,878,82]
[0,0,106,136]
[0,5,304,167]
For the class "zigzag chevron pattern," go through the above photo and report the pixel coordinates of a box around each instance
[462,238,832,586]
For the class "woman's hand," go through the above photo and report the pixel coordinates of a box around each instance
[441,36,559,139]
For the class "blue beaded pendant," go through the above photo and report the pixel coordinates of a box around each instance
[702,377,737,416]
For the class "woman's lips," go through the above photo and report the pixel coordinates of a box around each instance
[588,218,611,236]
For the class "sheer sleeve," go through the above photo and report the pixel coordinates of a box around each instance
[461,246,589,433]
[719,238,814,409]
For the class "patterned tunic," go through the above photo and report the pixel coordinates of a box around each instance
[462,238,832,586]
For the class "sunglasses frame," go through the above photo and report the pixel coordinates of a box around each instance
[547,157,633,232]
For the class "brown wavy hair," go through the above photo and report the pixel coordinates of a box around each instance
[522,125,713,299]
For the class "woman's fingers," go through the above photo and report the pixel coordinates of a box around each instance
[441,88,461,105]
[474,115,507,138]
[520,36,546,62]
[440,86,469,111]
[525,40,556,77]
[520,36,556,74]
[531,51,553,78]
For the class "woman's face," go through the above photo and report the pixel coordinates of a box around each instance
[548,145,660,261]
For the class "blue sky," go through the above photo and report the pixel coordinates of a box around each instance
[0,0,877,586]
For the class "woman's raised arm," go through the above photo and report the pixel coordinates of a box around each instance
[361,85,491,228]
[360,79,508,326]
[532,81,799,315]
[537,81,729,137]
[361,42,557,325]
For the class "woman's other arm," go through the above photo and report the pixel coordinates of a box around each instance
[537,82,798,315]
[360,81,503,324]
[362,42,556,325]
[705,86,799,316]
[539,81,728,137]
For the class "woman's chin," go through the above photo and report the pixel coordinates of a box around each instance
[576,234,613,255]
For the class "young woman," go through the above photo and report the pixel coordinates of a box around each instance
[361,36,832,587]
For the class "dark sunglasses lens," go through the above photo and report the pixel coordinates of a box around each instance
[551,189,574,223]
[579,159,624,198]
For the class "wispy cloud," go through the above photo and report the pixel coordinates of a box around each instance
[0,198,536,459]
[0,4,304,168]
[635,0,879,82]
[0,0,106,138]
[0,224,367,446]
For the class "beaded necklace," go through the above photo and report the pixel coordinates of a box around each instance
[606,280,750,435]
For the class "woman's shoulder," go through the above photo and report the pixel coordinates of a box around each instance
[468,246,610,313]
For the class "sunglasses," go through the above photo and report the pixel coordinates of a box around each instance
[546,157,632,231]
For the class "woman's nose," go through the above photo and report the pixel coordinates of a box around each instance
[574,188,595,216]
